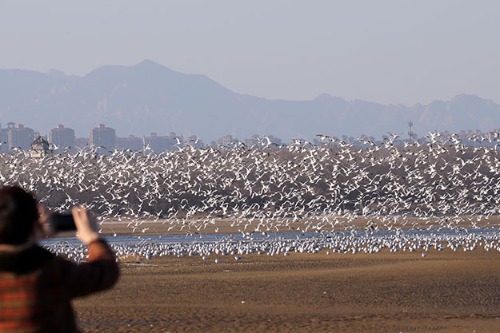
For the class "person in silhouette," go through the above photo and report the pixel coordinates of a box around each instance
[0,185,119,332]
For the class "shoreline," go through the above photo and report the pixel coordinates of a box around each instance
[63,216,500,332]
[93,215,500,237]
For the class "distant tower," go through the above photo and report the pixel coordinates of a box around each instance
[48,124,76,152]
[408,121,415,141]
[29,135,54,158]
[89,124,116,149]
[8,124,35,150]
[0,123,8,153]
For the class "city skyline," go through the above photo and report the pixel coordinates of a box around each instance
[1,120,497,155]
[0,122,272,152]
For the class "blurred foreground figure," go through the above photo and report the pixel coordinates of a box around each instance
[0,185,119,332]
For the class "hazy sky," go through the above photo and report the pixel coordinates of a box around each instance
[1,1,499,105]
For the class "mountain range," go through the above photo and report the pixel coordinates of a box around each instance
[1,60,499,142]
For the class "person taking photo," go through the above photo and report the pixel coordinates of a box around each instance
[0,185,119,332]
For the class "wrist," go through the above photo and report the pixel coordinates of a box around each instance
[80,232,100,245]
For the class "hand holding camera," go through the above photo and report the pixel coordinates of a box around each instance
[40,206,100,244]
[72,206,100,245]
[46,213,76,232]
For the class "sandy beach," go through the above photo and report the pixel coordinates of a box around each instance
[72,232,500,332]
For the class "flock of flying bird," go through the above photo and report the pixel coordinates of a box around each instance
[1,130,499,260]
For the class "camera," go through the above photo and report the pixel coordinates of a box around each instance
[46,213,76,233]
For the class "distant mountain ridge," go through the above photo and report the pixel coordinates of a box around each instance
[0,60,499,141]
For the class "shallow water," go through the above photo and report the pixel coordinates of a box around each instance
[41,227,500,246]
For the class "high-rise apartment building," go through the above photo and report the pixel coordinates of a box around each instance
[0,123,9,153]
[8,123,35,150]
[48,124,76,152]
[116,135,143,151]
[183,135,204,148]
[143,132,179,153]
[89,124,116,148]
